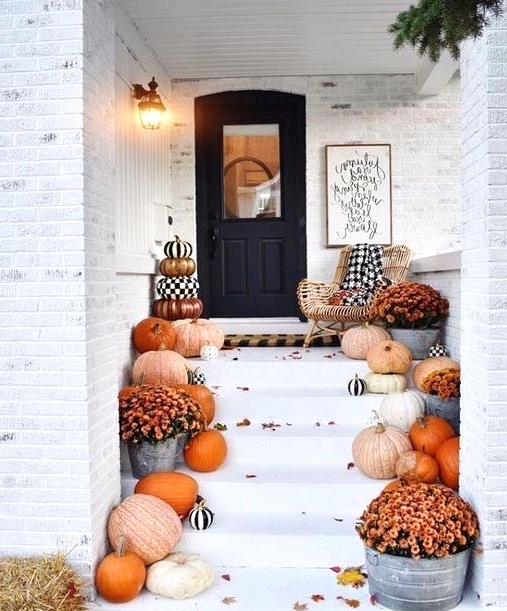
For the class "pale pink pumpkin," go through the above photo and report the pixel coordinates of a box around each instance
[131,350,188,386]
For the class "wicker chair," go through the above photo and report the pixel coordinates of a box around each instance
[297,244,411,347]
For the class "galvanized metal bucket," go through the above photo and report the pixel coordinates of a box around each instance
[389,327,441,360]
[364,547,471,611]
[127,437,180,479]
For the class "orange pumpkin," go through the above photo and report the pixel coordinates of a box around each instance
[412,356,460,391]
[408,415,455,457]
[436,436,460,490]
[366,340,412,374]
[340,323,391,360]
[395,450,439,483]
[171,318,225,357]
[132,317,176,353]
[184,429,228,472]
[131,350,188,386]
[95,536,146,603]
[107,494,182,566]
[134,471,199,519]
[174,384,215,425]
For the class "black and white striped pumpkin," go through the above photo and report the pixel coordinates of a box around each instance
[188,500,214,530]
[348,373,367,396]
[164,236,193,259]
[156,276,199,300]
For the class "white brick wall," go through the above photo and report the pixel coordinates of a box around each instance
[460,13,507,607]
[170,73,461,280]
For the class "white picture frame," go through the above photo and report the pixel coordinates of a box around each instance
[325,143,392,247]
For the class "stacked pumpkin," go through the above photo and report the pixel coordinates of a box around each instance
[364,339,412,394]
[352,354,461,492]
[153,236,203,321]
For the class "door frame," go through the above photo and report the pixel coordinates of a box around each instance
[194,89,307,319]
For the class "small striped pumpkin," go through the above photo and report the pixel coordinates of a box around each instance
[347,373,367,396]
[188,499,214,530]
[107,494,183,566]
[164,236,193,259]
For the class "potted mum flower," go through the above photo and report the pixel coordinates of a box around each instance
[421,368,461,434]
[369,281,450,359]
[356,481,479,611]
[119,384,206,478]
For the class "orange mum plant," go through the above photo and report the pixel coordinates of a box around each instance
[370,281,449,329]
[421,368,461,400]
[119,384,205,444]
[356,481,479,559]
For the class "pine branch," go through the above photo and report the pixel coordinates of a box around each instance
[389,0,504,62]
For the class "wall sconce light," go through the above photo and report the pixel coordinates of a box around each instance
[132,76,166,130]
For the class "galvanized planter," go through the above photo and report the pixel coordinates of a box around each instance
[389,327,441,360]
[425,395,460,435]
[364,547,471,611]
[127,437,180,479]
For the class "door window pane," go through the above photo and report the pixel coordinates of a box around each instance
[223,124,281,219]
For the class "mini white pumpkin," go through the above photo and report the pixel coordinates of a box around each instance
[146,551,214,599]
[378,390,425,432]
[364,372,408,394]
[200,343,219,361]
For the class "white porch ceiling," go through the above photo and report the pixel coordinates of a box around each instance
[117,0,458,92]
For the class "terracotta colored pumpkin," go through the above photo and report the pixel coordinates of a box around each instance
[146,552,214,599]
[351,420,413,479]
[153,298,204,322]
[395,450,439,483]
[366,340,412,374]
[172,318,225,358]
[158,257,196,277]
[408,415,456,457]
[131,350,188,386]
[378,390,425,432]
[108,494,182,566]
[184,429,228,472]
[134,471,199,519]
[364,372,407,394]
[132,317,176,354]
[436,436,460,490]
[95,536,146,603]
[412,356,460,391]
[174,384,216,425]
[341,323,391,360]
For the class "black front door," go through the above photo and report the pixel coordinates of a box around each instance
[195,90,306,318]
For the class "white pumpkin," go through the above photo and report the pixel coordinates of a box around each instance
[200,343,219,361]
[146,551,214,599]
[378,390,425,432]
[364,372,407,394]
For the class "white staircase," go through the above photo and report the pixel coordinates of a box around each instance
[94,345,480,611]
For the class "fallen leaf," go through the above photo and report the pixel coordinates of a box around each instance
[221,574,231,581]
[315,421,321,427]
[328,420,336,425]
[222,596,237,605]
[236,386,249,391]
[214,422,228,431]
[347,462,355,470]
[333,516,344,522]
[285,422,293,426]
[330,566,342,573]
[370,594,378,605]
[261,421,281,429]
[245,473,257,478]
[336,596,360,608]
[293,602,308,611]
[236,418,251,426]
[336,566,367,589]
[311,593,325,602]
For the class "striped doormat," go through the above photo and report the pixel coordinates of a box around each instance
[223,333,340,348]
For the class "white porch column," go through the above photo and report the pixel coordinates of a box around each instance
[460,12,507,607]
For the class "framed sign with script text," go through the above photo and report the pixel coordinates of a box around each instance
[325,144,392,246]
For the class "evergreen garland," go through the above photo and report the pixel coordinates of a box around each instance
[389,0,504,62]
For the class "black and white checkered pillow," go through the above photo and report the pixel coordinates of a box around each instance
[157,276,199,299]
[339,244,384,306]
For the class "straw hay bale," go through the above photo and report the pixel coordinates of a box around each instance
[0,551,86,611]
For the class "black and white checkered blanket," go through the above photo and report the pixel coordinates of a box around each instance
[337,244,386,306]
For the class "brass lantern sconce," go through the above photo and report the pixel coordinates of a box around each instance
[132,76,166,130]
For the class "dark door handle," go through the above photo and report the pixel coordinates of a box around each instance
[210,226,218,259]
